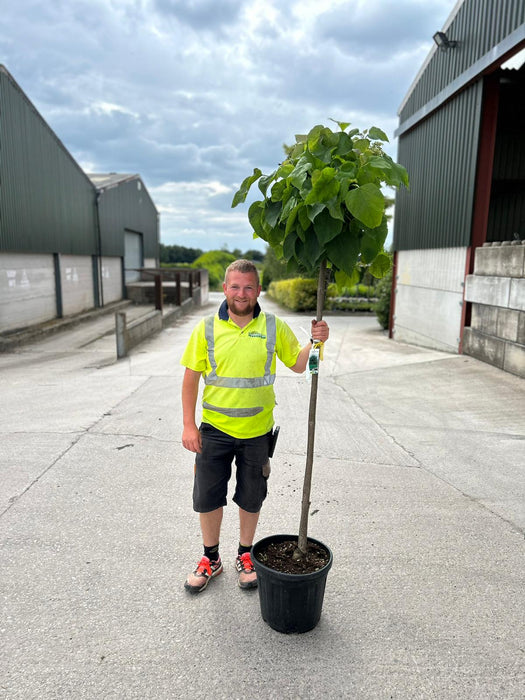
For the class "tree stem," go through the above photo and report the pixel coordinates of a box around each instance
[296,259,327,556]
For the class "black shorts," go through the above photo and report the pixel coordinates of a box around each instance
[193,423,271,513]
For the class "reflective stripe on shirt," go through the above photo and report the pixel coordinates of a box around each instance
[203,313,277,389]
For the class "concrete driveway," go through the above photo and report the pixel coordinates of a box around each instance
[1,293,524,699]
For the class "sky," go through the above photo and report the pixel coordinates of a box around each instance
[1,0,459,254]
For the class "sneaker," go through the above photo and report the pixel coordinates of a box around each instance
[184,556,223,594]
[235,552,257,589]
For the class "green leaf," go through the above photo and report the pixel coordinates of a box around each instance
[248,201,267,240]
[313,208,343,245]
[360,233,381,264]
[339,160,357,178]
[368,126,389,142]
[304,167,340,205]
[369,252,392,279]
[280,194,299,222]
[345,183,385,228]
[268,226,285,248]
[307,126,338,163]
[354,138,370,152]
[298,206,311,231]
[293,236,305,265]
[270,179,287,202]
[265,200,282,228]
[276,163,294,179]
[286,256,299,274]
[304,229,322,267]
[284,203,301,235]
[326,197,344,221]
[332,132,354,157]
[283,231,298,259]
[325,232,360,277]
[306,124,326,152]
[329,118,351,131]
[258,171,277,196]
[334,268,360,289]
[307,202,325,223]
[375,215,388,241]
[362,215,388,255]
[389,159,410,189]
[231,168,262,207]
[290,158,312,189]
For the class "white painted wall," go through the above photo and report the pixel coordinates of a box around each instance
[393,247,468,353]
[101,257,122,304]
[0,253,57,332]
[60,255,95,316]
[124,232,143,282]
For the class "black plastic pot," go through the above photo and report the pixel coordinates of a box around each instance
[252,534,333,634]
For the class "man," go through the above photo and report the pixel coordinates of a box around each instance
[180,259,329,593]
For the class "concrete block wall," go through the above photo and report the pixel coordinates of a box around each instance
[464,241,525,378]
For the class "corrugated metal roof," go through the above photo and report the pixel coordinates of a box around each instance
[88,173,139,190]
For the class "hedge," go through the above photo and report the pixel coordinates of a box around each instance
[267,278,335,312]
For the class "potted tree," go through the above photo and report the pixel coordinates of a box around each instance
[232,120,409,633]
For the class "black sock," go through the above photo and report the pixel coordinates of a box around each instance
[238,543,251,556]
[204,544,219,562]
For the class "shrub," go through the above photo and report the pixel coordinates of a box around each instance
[373,268,393,329]
[192,250,236,289]
[335,284,375,298]
[267,278,334,312]
[160,262,192,268]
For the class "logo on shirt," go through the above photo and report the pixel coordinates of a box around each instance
[248,332,266,339]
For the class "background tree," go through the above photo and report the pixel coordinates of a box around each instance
[159,243,203,264]
[191,250,236,289]
[261,245,296,290]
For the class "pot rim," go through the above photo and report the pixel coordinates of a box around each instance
[251,533,333,579]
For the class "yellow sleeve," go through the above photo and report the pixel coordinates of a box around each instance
[275,317,302,368]
[180,318,208,373]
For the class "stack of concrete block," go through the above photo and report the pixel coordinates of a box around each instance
[464,241,525,377]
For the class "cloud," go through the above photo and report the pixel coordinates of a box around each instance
[0,0,459,252]
[153,0,247,31]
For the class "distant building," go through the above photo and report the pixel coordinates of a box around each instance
[392,0,524,377]
[0,66,159,335]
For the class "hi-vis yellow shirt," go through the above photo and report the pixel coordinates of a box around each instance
[180,301,302,439]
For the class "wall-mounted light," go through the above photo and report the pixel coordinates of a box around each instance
[433,31,458,51]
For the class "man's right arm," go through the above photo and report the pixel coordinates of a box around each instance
[181,367,202,453]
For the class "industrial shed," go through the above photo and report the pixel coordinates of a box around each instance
[392,0,525,377]
[89,173,160,292]
[0,66,159,335]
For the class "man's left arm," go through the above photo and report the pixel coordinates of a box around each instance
[289,319,329,374]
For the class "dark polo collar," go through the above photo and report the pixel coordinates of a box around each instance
[218,299,262,321]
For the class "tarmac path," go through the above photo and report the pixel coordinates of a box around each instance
[1,293,524,699]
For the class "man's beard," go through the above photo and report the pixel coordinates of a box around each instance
[228,299,256,316]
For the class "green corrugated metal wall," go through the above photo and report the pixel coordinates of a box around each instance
[400,0,524,123]
[98,179,159,258]
[0,67,98,255]
[394,82,483,251]
[394,0,525,251]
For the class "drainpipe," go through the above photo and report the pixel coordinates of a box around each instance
[95,189,105,308]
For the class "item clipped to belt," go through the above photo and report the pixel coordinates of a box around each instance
[268,425,280,458]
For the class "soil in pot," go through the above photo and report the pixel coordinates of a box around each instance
[254,538,330,575]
